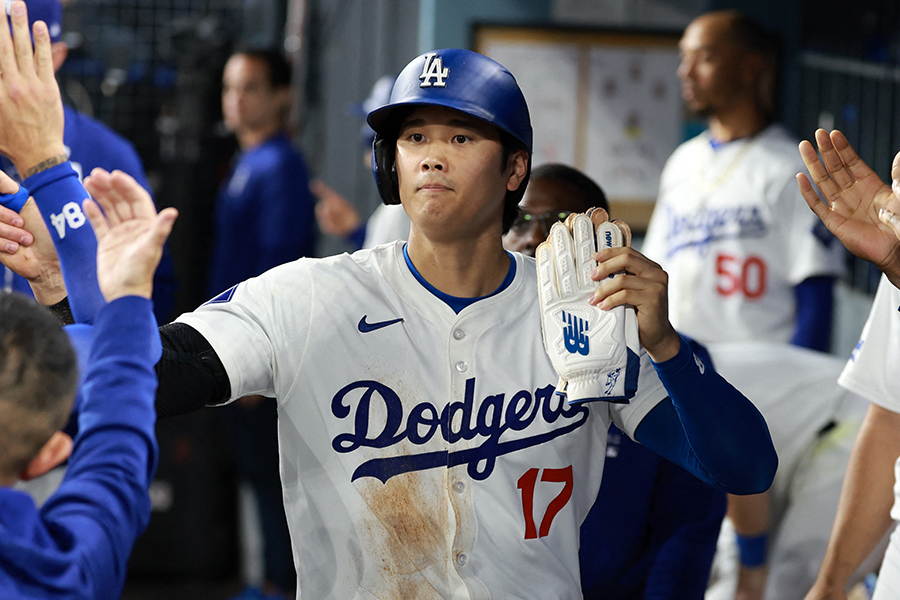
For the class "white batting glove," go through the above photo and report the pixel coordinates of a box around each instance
[536,213,640,404]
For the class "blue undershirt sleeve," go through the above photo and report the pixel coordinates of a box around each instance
[23,162,104,324]
[634,336,777,495]
[791,276,835,352]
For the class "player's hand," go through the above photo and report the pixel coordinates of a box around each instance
[0,168,66,303]
[0,169,32,254]
[797,129,900,287]
[878,148,900,241]
[590,223,680,363]
[312,179,362,237]
[0,1,67,178]
[537,209,642,403]
[82,168,177,301]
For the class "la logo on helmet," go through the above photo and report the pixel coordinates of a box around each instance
[419,52,449,88]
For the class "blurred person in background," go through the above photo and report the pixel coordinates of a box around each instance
[212,46,316,600]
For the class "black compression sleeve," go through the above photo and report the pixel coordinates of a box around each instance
[47,296,75,325]
[156,322,232,419]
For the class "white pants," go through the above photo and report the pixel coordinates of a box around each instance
[708,419,889,600]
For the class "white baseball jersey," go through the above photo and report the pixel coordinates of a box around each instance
[704,342,873,600]
[838,274,900,600]
[642,124,845,344]
[176,241,668,600]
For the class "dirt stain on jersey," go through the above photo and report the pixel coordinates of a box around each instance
[356,469,450,599]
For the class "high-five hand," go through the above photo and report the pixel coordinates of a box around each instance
[797,128,900,287]
[0,1,66,178]
[83,169,177,301]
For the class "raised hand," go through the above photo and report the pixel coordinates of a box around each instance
[797,129,900,287]
[0,1,67,178]
[83,169,177,301]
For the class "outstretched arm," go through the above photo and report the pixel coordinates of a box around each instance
[797,129,900,287]
[83,167,228,419]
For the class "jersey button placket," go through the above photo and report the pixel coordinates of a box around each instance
[448,319,477,590]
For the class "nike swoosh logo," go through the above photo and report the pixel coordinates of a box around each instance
[358,315,404,333]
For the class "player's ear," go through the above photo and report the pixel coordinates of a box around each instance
[20,431,73,481]
[50,42,68,73]
[506,150,529,192]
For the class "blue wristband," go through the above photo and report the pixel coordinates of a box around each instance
[736,532,768,568]
[0,185,29,213]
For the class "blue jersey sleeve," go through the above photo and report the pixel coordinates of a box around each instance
[791,276,835,352]
[23,162,105,324]
[634,336,778,495]
[36,296,160,599]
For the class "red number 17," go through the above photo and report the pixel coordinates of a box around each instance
[517,466,574,539]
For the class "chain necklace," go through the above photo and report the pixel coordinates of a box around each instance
[696,134,758,193]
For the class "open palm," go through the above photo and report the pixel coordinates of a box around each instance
[83,169,177,302]
[798,129,900,286]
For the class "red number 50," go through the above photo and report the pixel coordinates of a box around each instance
[716,253,767,299]
[517,466,574,539]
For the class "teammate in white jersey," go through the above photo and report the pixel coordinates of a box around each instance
[642,10,844,351]
[796,129,900,600]
[0,46,777,599]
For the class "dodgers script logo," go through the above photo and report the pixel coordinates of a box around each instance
[331,378,589,483]
[562,311,590,356]
[419,52,449,88]
[663,204,767,258]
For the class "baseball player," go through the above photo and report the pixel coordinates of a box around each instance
[4,44,777,598]
[796,130,900,600]
[641,10,844,351]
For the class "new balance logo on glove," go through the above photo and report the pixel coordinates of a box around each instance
[536,212,640,404]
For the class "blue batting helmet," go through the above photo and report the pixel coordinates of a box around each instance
[367,48,532,209]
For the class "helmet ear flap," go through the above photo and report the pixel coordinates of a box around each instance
[373,136,401,205]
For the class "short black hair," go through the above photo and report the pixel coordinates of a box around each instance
[231,47,292,89]
[726,11,777,57]
[530,163,608,213]
[714,10,779,121]
[0,292,77,478]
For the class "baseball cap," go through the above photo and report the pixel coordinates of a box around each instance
[3,0,63,43]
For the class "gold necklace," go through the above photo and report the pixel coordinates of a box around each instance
[696,135,757,193]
